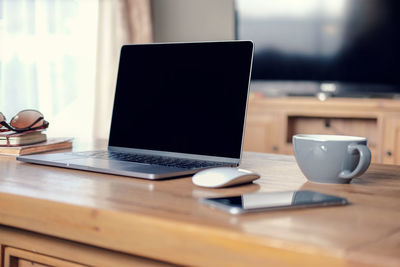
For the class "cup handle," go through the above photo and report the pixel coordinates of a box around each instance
[339,144,371,179]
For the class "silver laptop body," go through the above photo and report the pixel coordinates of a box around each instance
[18,41,254,179]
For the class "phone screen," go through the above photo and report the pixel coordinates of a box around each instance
[200,190,348,214]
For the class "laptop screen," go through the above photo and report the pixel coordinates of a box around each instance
[109,41,253,159]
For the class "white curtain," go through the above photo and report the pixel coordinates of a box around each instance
[94,0,153,140]
[0,0,152,142]
[0,0,99,140]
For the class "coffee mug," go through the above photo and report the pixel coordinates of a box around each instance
[293,134,371,184]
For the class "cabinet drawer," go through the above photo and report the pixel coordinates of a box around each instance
[4,247,86,267]
[287,116,378,146]
[286,116,378,162]
[0,225,173,267]
[243,112,283,154]
[382,117,400,164]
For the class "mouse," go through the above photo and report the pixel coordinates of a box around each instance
[192,167,260,188]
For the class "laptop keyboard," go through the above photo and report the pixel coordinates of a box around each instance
[71,151,229,169]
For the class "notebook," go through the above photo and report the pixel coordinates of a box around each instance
[17,41,254,179]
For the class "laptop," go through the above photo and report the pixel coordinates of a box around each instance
[17,41,254,179]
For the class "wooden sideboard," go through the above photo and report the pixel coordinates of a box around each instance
[1,148,400,266]
[243,95,400,164]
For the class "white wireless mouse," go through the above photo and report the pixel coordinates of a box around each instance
[192,167,260,188]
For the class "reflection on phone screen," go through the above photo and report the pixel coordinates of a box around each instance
[201,190,348,214]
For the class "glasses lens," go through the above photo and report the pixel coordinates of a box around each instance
[0,113,6,131]
[0,112,5,123]
[10,110,44,129]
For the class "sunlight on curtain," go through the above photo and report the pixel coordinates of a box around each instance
[94,0,153,140]
[0,0,98,141]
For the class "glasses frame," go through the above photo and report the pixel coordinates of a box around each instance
[0,109,49,133]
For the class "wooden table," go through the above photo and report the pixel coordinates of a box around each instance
[0,149,399,266]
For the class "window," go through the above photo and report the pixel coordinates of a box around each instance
[0,0,98,140]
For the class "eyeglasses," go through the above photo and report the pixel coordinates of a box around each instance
[0,109,49,133]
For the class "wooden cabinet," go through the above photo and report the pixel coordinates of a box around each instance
[0,225,171,267]
[243,96,400,164]
[4,247,85,267]
[243,112,283,153]
[382,116,400,164]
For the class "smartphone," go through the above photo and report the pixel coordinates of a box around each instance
[200,190,348,214]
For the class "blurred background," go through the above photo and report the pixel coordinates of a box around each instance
[0,0,234,141]
[0,0,399,143]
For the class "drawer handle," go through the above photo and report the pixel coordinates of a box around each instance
[324,119,331,128]
[386,150,392,157]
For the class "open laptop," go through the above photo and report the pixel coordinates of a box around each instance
[17,41,254,179]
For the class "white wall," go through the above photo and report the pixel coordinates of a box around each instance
[151,0,235,42]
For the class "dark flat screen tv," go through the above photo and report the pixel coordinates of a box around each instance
[235,0,400,98]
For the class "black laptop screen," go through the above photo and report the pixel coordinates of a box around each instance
[108,41,253,159]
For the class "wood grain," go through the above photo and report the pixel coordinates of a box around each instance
[0,150,399,266]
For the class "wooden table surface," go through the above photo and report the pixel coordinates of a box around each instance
[0,146,399,266]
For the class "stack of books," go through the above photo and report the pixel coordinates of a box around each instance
[0,130,72,156]
[0,130,47,146]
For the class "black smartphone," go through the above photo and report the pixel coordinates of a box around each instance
[200,190,348,214]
